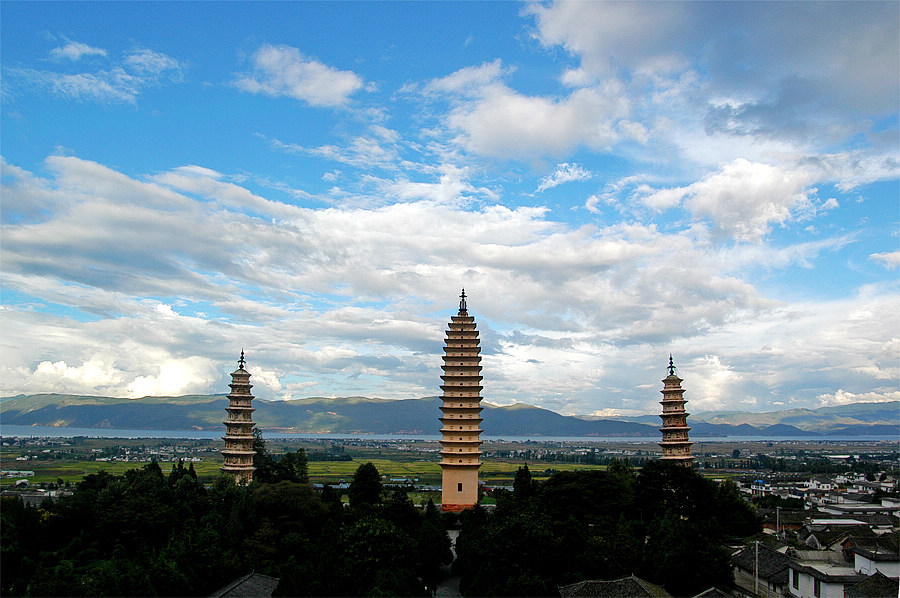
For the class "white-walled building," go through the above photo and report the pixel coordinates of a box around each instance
[787,561,865,598]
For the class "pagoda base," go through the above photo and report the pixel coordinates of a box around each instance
[441,503,477,513]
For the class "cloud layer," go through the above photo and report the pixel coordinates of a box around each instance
[1,2,897,417]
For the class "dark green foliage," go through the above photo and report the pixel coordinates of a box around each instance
[454,459,759,597]
[513,462,534,499]
[643,510,733,596]
[2,449,758,597]
[752,493,805,510]
[252,431,311,484]
[348,461,382,506]
[0,454,451,597]
[279,448,309,484]
[417,500,454,593]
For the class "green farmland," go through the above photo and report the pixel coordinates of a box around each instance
[1,436,608,489]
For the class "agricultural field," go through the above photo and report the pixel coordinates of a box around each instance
[6,433,892,490]
[0,435,611,489]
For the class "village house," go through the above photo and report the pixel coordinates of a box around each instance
[732,543,792,598]
[843,571,899,598]
[787,560,866,598]
[846,535,900,578]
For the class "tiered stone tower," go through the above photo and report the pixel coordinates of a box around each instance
[658,355,693,466]
[439,289,484,511]
[220,351,257,483]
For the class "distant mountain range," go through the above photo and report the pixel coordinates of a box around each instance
[1,394,897,438]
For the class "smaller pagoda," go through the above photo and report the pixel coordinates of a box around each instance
[658,355,694,466]
[220,351,257,483]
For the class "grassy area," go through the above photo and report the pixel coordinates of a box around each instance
[0,459,227,487]
[2,449,609,489]
[479,460,606,485]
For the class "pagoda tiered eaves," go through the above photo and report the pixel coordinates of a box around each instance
[658,355,694,466]
[440,290,484,511]
[220,351,257,483]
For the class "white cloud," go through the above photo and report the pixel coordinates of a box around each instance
[50,41,107,61]
[526,1,899,116]
[123,48,183,81]
[424,59,506,96]
[1,155,896,415]
[870,252,900,270]
[536,163,592,192]
[8,46,183,104]
[816,389,900,407]
[526,1,689,78]
[235,44,364,107]
[639,159,815,242]
[126,357,217,398]
[33,357,124,391]
[445,82,629,160]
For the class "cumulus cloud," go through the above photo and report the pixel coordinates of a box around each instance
[817,389,900,407]
[235,44,364,107]
[32,357,124,392]
[445,82,629,160]
[526,1,899,122]
[123,48,183,81]
[126,357,217,398]
[638,159,815,242]
[536,163,592,192]
[1,155,896,414]
[424,59,507,96]
[869,252,900,270]
[50,40,107,61]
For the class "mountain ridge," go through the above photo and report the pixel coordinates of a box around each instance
[0,394,896,437]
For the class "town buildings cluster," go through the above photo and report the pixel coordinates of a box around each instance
[730,472,899,598]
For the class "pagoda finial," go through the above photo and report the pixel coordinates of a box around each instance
[238,349,246,370]
[459,288,467,312]
[668,354,675,376]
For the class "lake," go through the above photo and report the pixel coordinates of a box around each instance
[1,424,897,444]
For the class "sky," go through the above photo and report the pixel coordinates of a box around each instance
[1,1,898,418]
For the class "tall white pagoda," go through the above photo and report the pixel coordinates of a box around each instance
[439,290,484,511]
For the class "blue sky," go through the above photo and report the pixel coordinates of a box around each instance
[1,1,897,417]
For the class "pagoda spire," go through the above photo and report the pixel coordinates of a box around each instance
[439,290,483,511]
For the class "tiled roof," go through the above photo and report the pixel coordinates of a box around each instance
[788,561,866,585]
[844,571,900,598]
[849,532,900,561]
[559,575,671,598]
[692,588,731,598]
[209,572,279,597]
[732,544,791,585]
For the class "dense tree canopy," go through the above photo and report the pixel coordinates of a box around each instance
[2,447,759,597]
[455,460,759,597]
[1,454,449,597]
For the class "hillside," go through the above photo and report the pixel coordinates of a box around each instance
[0,394,896,437]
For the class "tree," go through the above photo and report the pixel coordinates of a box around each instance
[349,462,382,507]
[252,428,279,483]
[279,448,309,484]
[513,463,534,499]
[642,510,734,596]
[417,499,453,593]
[340,515,424,596]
